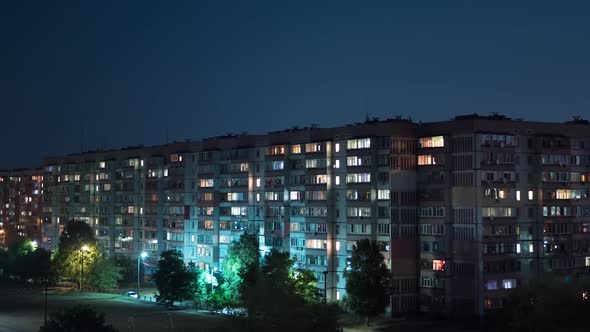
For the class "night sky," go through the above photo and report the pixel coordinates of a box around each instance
[1,1,590,169]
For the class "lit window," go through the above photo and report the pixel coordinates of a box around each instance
[271,161,284,170]
[516,243,521,253]
[199,179,214,188]
[335,176,340,185]
[256,178,261,187]
[345,173,371,183]
[305,143,322,153]
[585,257,590,267]
[516,191,521,201]
[347,138,371,150]
[334,159,340,168]
[486,280,498,290]
[191,234,195,243]
[503,279,516,289]
[529,243,534,253]
[419,136,445,148]
[528,190,533,200]
[335,143,340,152]
[99,161,106,169]
[256,193,260,202]
[377,189,390,200]
[418,155,441,165]
[432,260,445,271]
[336,241,341,251]
[291,145,302,154]
[290,191,301,201]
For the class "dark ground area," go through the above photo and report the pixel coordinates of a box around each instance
[0,284,239,332]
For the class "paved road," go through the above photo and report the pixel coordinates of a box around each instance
[0,285,238,332]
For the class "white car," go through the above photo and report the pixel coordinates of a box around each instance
[125,291,138,299]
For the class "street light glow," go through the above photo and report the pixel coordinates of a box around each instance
[81,245,89,252]
[140,251,148,259]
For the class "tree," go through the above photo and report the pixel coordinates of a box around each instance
[54,220,99,289]
[343,238,390,325]
[220,233,260,307]
[501,274,590,332]
[152,250,196,306]
[240,248,338,332]
[88,257,122,292]
[39,305,118,332]
[0,240,52,283]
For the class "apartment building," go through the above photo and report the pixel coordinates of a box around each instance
[416,114,590,316]
[0,168,43,247]
[3,113,587,316]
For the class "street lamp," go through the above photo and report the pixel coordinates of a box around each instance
[137,252,148,296]
[209,266,218,294]
[80,245,89,292]
[323,270,328,303]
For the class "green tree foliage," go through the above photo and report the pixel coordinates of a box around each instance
[220,233,260,306]
[0,240,52,282]
[344,238,391,325]
[54,220,99,287]
[88,257,122,292]
[241,249,339,332]
[112,256,136,283]
[152,250,196,306]
[39,305,118,332]
[501,275,590,332]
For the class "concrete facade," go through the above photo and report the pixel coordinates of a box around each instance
[3,114,589,315]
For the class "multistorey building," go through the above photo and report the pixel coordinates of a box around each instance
[416,115,590,315]
[0,168,43,247]
[2,114,587,316]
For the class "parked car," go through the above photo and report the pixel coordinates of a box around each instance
[124,291,138,299]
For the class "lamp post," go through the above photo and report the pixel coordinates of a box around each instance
[323,270,328,303]
[209,266,218,294]
[80,245,89,292]
[137,252,148,296]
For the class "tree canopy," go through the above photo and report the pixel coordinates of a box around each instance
[501,274,590,332]
[54,220,100,289]
[220,233,260,307]
[88,257,122,292]
[39,305,118,332]
[344,238,391,325]
[0,239,52,282]
[153,250,196,306]
[240,248,338,332]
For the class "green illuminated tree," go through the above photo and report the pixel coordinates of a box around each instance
[54,220,99,289]
[220,233,260,306]
[153,250,196,306]
[0,240,52,283]
[344,238,391,326]
[88,257,122,292]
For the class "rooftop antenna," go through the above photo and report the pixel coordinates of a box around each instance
[364,96,369,122]
[80,120,85,153]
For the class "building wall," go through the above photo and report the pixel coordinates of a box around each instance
[0,169,43,247]
[3,114,588,316]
